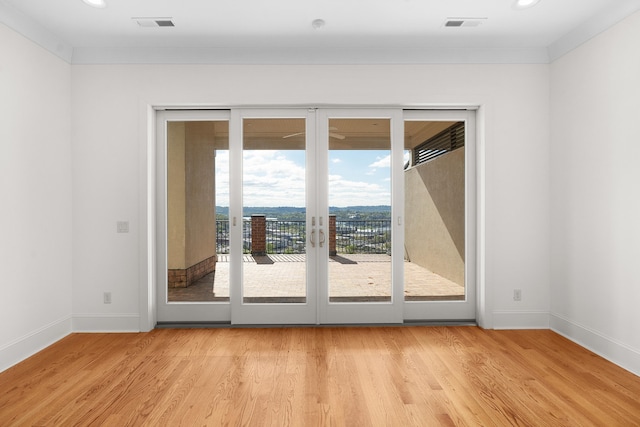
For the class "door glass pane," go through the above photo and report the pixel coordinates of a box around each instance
[403,121,466,301]
[167,121,229,302]
[328,118,392,302]
[242,118,307,303]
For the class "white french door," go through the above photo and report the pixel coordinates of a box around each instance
[230,108,405,324]
[230,109,318,324]
[316,109,405,324]
[156,108,476,324]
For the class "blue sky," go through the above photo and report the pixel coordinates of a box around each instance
[215,149,408,207]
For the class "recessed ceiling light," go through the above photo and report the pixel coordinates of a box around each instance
[513,0,541,10]
[81,0,106,8]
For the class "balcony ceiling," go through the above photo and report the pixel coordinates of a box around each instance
[192,118,454,150]
[2,0,639,64]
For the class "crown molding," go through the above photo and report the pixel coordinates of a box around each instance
[0,3,73,62]
[548,0,640,62]
[70,46,549,65]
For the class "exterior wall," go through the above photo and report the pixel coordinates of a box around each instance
[167,122,217,287]
[184,122,216,268]
[0,24,72,372]
[550,10,640,375]
[404,148,465,286]
[167,122,186,269]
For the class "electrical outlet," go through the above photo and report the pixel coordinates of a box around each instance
[117,221,129,233]
[513,289,522,301]
[103,292,112,304]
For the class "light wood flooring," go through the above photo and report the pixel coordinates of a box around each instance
[1,327,639,426]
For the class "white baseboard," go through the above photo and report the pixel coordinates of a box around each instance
[492,310,550,329]
[550,313,640,377]
[0,316,72,373]
[72,313,140,332]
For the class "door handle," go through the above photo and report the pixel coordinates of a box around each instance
[319,229,325,247]
[310,229,316,247]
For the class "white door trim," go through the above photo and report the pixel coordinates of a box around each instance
[144,106,484,328]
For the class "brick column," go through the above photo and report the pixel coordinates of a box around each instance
[329,214,337,256]
[251,215,266,256]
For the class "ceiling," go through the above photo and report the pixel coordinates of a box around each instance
[182,118,455,150]
[1,0,639,64]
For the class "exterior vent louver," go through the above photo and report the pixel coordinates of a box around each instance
[411,122,465,167]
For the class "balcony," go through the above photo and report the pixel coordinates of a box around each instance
[168,217,464,302]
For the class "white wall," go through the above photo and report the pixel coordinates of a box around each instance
[0,24,72,372]
[550,11,640,375]
[70,63,550,331]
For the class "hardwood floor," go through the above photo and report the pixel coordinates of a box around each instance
[0,327,639,426]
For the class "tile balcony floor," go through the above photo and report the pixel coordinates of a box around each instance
[168,254,464,302]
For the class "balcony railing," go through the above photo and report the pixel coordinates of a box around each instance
[334,220,391,254]
[216,219,391,255]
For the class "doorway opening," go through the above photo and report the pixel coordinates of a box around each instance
[156,108,476,324]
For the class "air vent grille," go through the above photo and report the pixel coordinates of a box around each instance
[444,18,486,28]
[134,18,175,28]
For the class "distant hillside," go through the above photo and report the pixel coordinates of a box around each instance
[216,206,390,214]
[216,205,390,220]
[330,205,391,213]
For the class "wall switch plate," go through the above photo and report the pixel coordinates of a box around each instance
[513,289,522,301]
[103,292,112,304]
[117,221,129,233]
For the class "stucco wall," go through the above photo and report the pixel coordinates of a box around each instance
[167,122,186,269]
[404,148,465,286]
[167,122,216,270]
[185,122,217,267]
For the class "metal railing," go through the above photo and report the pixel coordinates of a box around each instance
[215,220,253,254]
[266,220,306,254]
[335,220,391,254]
[216,219,391,255]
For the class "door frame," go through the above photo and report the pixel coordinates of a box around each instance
[155,109,231,323]
[149,106,482,327]
[402,109,477,321]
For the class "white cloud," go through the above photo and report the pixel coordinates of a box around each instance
[242,150,306,207]
[369,154,391,168]
[331,158,341,164]
[328,174,390,207]
[215,150,230,206]
[214,150,391,208]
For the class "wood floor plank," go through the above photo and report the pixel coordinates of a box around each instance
[1,327,639,426]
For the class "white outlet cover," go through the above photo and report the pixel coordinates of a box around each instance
[117,221,129,233]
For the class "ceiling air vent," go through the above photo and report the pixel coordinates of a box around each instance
[134,18,175,28]
[444,18,486,28]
